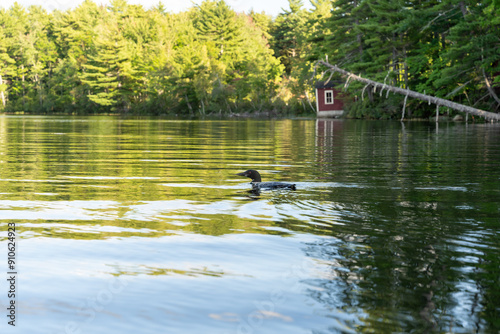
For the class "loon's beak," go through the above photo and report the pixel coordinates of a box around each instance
[236,172,246,176]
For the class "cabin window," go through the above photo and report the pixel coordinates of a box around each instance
[325,90,334,104]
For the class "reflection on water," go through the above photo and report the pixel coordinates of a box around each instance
[0,116,499,333]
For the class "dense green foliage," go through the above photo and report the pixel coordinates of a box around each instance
[305,0,500,118]
[0,0,498,117]
[0,0,284,114]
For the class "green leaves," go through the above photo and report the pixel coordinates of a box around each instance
[0,0,284,114]
[305,0,500,118]
[2,0,495,117]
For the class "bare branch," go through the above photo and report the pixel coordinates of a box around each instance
[420,6,461,32]
[401,90,409,121]
[362,84,369,101]
[324,70,335,86]
[483,68,500,106]
[445,81,470,98]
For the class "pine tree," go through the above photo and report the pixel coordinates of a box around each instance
[47,1,103,111]
[193,0,244,62]
[50,0,100,61]
[248,10,272,41]
[80,21,134,110]
[354,0,410,84]
[25,5,58,111]
[436,0,500,110]
[270,0,308,75]
[108,0,128,17]
[299,0,332,72]
[152,1,167,14]
[0,28,16,108]
[318,0,369,71]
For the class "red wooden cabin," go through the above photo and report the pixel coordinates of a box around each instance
[315,81,344,118]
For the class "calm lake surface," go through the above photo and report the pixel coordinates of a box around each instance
[0,115,499,334]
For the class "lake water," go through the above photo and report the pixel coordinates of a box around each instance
[0,116,499,333]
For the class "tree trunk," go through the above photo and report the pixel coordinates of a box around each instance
[316,61,500,121]
[483,68,500,106]
[459,1,467,17]
[305,91,316,113]
[21,65,25,109]
[35,73,42,107]
[0,74,5,107]
[354,0,363,56]
[184,94,193,115]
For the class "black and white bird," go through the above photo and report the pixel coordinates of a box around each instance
[236,169,296,191]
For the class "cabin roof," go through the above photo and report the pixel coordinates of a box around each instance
[315,80,341,89]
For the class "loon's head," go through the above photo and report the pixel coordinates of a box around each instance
[236,169,262,182]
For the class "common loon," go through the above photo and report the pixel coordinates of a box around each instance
[236,169,296,191]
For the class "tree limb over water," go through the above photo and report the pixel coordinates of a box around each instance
[315,60,500,122]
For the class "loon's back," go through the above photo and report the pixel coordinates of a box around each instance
[252,181,296,191]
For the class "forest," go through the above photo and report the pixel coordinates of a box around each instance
[0,0,498,118]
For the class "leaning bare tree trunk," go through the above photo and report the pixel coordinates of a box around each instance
[315,60,500,122]
[482,68,500,106]
[304,91,316,113]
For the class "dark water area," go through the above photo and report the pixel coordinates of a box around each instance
[0,115,499,333]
